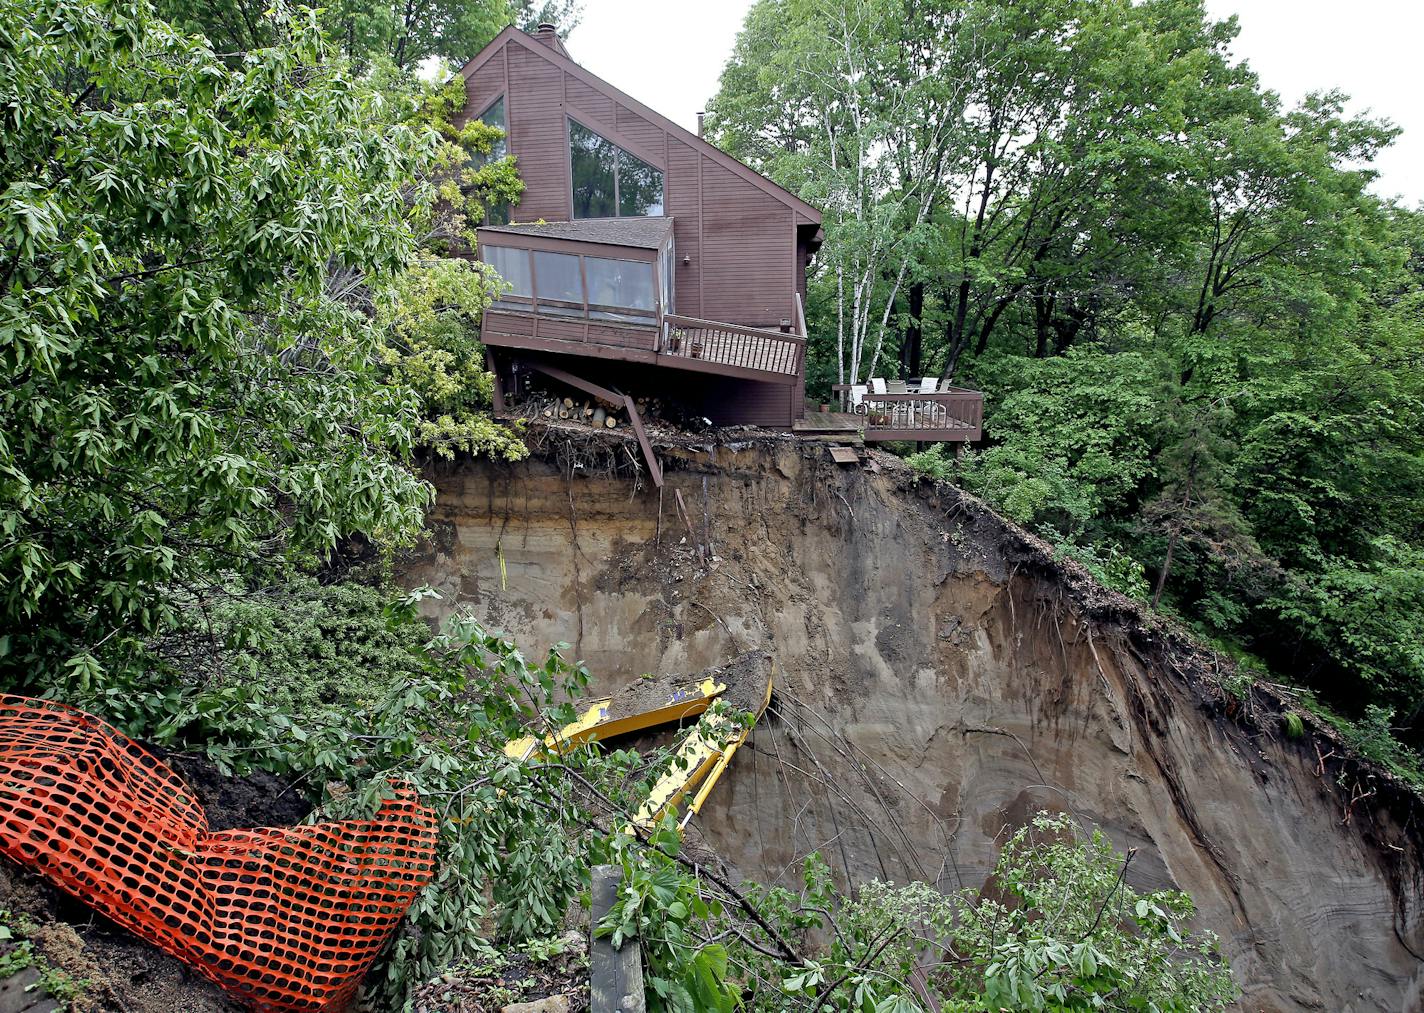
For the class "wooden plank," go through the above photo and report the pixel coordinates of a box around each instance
[590,865,645,1013]
[673,488,702,559]
[523,360,624,407]
[485,349,506,416]
[652,350,800,386]
[828,446,860,464]
[624,396,663,488]
[483,330,660,365]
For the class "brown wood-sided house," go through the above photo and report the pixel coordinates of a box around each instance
[455,23,983,449]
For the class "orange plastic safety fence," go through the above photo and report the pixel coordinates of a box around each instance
[0,696,438,1012]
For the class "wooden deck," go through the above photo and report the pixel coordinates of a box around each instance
[662,315,803,378]
[792,411,865,444]
[795,390,984,444]
[482,308,804,386]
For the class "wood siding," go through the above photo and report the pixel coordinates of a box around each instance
[460,33,801,331]
[699,160,794,327]
[460,29,822,430]
[504,46,570,222]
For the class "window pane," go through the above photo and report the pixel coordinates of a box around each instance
[585,257,654,311]
[482,245,530,296]
[480,97,507,160]
[617,149,664,217]
[570,121,617,219]
[534,251,583,303]
[485,199,512,227]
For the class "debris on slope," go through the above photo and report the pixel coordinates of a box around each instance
[411,931,590,1013]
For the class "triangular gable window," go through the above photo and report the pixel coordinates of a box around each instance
[569,119,664,219]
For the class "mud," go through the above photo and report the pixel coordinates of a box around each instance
[404,425,1424,1013]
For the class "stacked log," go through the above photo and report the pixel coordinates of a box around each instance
[529,393,622,429]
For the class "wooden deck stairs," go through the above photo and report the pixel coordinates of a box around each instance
[792,410,865,445]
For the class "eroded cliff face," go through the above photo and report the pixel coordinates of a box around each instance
[401,428,1424,1012]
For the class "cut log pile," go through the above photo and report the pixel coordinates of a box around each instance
[522,388,673,430]
[536,395,623,428]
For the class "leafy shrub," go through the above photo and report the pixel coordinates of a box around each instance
[0,911,88,1011]
[142,598,656,1005]
[190,575,432,713]
[706,813,1235,1011]
[940,814,1236,1011]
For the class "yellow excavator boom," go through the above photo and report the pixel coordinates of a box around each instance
[505,658,774,835]
[503,677,726,761]
[631,669,774,830]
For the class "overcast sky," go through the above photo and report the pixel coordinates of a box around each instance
[563,0,1423,207]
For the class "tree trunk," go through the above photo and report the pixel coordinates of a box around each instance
[900,281,924,377]
[1151,526,1179,609]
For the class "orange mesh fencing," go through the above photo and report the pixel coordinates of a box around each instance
[0,695,438,1011]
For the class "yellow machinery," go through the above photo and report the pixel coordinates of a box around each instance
[506,663,774,831]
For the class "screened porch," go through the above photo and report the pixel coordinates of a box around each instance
[476,219,805,386]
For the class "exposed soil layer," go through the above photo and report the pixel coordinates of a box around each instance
[0,753,309,1013]
[404,422,1424,1013]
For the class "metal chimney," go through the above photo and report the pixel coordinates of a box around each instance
[697,111,706,138]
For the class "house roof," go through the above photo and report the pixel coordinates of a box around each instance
[480,216,674,250]
[458,26,823,228]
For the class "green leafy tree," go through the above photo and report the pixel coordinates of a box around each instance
[0,0,435,687]
[941,814,1237,1011]
[717,813,1235,1011]
[710,0,982,388]
[156,0,579,69]
[374,74,529,461]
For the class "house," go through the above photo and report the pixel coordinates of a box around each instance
[455,24,983,448]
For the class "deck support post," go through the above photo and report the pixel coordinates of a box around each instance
[520,361,664,488]
[486,350,506,417]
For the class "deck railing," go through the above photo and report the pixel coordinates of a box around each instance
[855,388,984,441]
[661,314,805,378]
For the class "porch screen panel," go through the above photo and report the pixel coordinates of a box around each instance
[533,251,583,304]
[584,257,654,311]
[482,245,531,296]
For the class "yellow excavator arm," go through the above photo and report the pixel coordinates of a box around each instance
[631,670,773,830]
[503,677,727,761]
[506,661,773,832]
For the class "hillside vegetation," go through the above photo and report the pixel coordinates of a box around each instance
[710,0,1424,773]
[0,0,1413,1009]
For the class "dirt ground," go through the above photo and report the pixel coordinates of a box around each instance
[410,930,590,1013]
[0,753,309,1013]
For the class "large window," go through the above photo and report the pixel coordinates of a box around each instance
[533,251,583,304]
[479,97,507,160]
[569,120,664,219]
[481,244,659,321]
[483,245,531,296]
[472,98,512,225]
